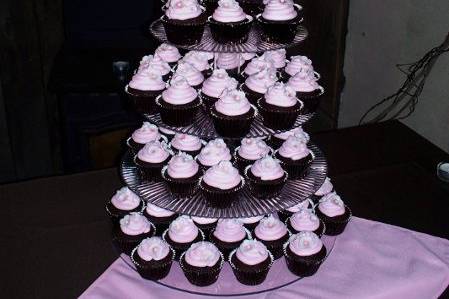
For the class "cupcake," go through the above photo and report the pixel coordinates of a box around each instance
[106,187,144,224]
[155,43,182,67]
[258,82,304,130]
[163,215,204,260]
[200,161,244,208]
[269,126,310,149]
[199,69,239,109]
[245,156,288,199]
[181,51,212,77]
[234,137,272,172]
[192,50,215,63]
[277,199,310,223]
[208,0,253,44]
[287,72,324,113]
[131,236,174,280]
[237,0,264,16]
[229,239,273,285]
[138,54,172,81]
[282,55,319,82]
[312,177,334,202]
[239,55,274,82]
[284,232,327,277]
[159,127,176,142]
[179,241,224,286]
[239,215,264,231]
[127,122,166,154]
[191,216,218,239]
[316,192,351,236]
[161,0,207,45]
[135,140,172,181]
[275,136,313,180]
[216,53,245,77]
[241,68,278,104]
[161,152,202,197]
[113,212,155,254]
[240,52,257,68]
[143,203,177,236]
[195,138,232,169]
[173,61,205,89]
[126,71,166,114]
[257,0,303,43]
[210,89,256,138]
[170,133,204,157]
[263,49,287,70]
[253,215,289,259]
[156,76,202,127]
[210,219,249,258]
[287,209,325,237]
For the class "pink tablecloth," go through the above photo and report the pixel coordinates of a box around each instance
[80,217,449,299]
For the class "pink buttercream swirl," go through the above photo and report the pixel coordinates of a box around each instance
[165,0,203,20]
[137,140,171,163]
[146,203,175,217]
[196,139,232,166]
[111,187,141,210]
[285,200,310,213]
[262,0,299,21]
[264,82,299,107]
[185,241,221,267]
[155,43,182,64]
[202,161,242,190]
[254,215,288,241]
[216,53,245,70]
[239,215,264,224]
[214,89,251,116]
[131,122,161,144]
[213,219,246,242]
[241,52,256,61]
[120,212,152,236]
[137,237,171,261]
[285,55,315,77]
[128,71,166,91]
[201,69,238,98]
[274,126,310,143]
[243,56,274,76]
[174,62,204,87]
[171,133,203,152]
[245,68,278,94]
[290,209,320,232]
[263,49,287,69]
[315,177,333,196]
[138,54,171,76]
[318,192,346,217]
[168,215,199,243]
[287,72,322,93]
[288,232,323,256]
[182,51,211,72]
[162,76,198,105]
[235,239,269,265]
[212,0,247,23]
[237,138,271,160]
[166,153,199,179]
[250,156,285,181]
[192,216,218,225]
[278,136,310,160]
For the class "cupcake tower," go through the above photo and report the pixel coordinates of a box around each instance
[109,0,351,289]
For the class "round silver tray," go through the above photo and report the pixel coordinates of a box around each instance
[120,143,327,218]
[149,19,308,53]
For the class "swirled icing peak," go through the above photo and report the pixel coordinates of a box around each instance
[155,43,182,64]
[285,55,314,76]
[168,215,199,243]
[315,177,333,196]
[202,69,238,98]
[166,152,199,179]
[216,53,245,70]
[212,0,247,23]
[264,82,299,107]
[318,192,346,217]
[254,215,288,241]
[262,0,298,21]
[131,122,161,144]
[174,62,204,87]
[138,54,171,76]
[290,209,320,232]
[165,0,203,20]
[137,140,171,163]
[250,156,285,181]
[182,51,211,72]
[137,237,171,261]
[202,161,242,190]
[111,187,141,211]
[243,56,274,76]
[235,239,269,265]
[287,72,321,93]
[196,139,232,167]
[263,49,287,69]
[213,219,246,242]
[162,76,198,105]
[238,138,270,160]
[129,71,166,91]
[171,133,203,152]
[146,203,175,217]
[278,136,310,160]
[288,231,323,256]
[120,212,152,236]
[274,126,310,143]
[185,241,221,267]
[245,68,278,94]
[215,89,251,116]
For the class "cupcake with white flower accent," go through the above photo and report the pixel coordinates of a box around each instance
[143,203,177,236]
[277,199,310,222]
[241,67,278,104]
[126,70,166,114]
[131,236,174,280]
[135,140,172,181]
[210,89,256,138]
[195,138,232,170]
[181,51,213,77]
[199,69,239,109]
[253,215,289,259]
[216,53,246,77]
[209,219,250,258]
[284,231,327,277]
[155,43,182,67]
[287,71,324,112]
[283,55,319,81]
[286,209,326,237]
[170,133,205,157]
[316,192,351,235]
[163,215,204,260]
[269,126,310,149]
[234,137,272,172]
[162,152,202,197]
[127,122,167,154]
[245,156,288,199]
[275,136,314,179]
[172,61,205,89]
[208,0,253,44]
[263,49,287,70]
[106,187,145,223]
[239,55,274,82]
[114,212,156,254]
[138,54,172,81]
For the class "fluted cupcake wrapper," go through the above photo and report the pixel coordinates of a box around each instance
[228,248,274,285]
[257,98,304,131]
[125,85,163,115]
[160,14,207,46]
[199,177,245,208]
[256,9,304,43]
[156,95,202,127]
[282,240,327,277]
[210,106,256,138]
[316,205,352,236]
[179,250,224,286]
[244,165,288,199]
[208,16,253,44]
[161,167,202,197]
[275,151,314,180]
[130,246,175,281]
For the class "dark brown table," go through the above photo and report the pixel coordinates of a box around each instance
[2,120,449,299]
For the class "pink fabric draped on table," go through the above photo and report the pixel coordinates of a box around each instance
[80,217,449,299]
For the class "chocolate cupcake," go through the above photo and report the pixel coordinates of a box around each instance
[210,89,256,138]
[162,153,202,197]
[161,0,207,45]
[275,136,313,180]
[131,236,174,280]
[179,241,224,286]
[127,122,167,154]
[200,69,238,109]
[126,71,166,114]
[245,156,288,199]
[113,212,156,254]
[208,0,253,44]
[200,161,244,208]
[229,239,273,285]
[155,43,182,68]
[172,61,204,89]
[216,53,246,78]
[170,133,205,157]
[287,72,324,113]
[311,177,334,202]
[239,55,274,83]
[284,232,327,277]
[239,215,265,231]
[191,216,218,240]
[162,215,204,260]
[287,209,325,237]
[181,51,213,77]
[143,203,177,236]
[234,137,272,173]
[257,0,303,43]
[241,68,278,105]
[263,49,287,71]
[137,54,172,81]
[135,141,172,181]
[282,55,319,82]
[195,138,232,170]
[156,76,202,127]
[277,199,310,223]
[258,82,304,130]
[315,192,351,236]
[269,126,310,150]
[253,215,289,259]
[106,187,145,225]
[209,219,250,259]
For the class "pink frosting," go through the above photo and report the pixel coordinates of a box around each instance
[192,216,218,225]
[131,122,161,144]
[212,0,247,22]
[166,153,199,179]
[262,0,298,21]
[174,62,204,87]
[250,156,285,181]
[128,71,166,91]
[285,200,310,213]
[235,240,269,265]
[168,216,199,243]
[137,237,171,261]
[241,53,256,61]
[254,215,288,241]
[263,49,287,69]
[287,72,321,93]
[245,68,278,94]
[237,138,270,160]
[146,203,175,217]
[290,210,320,232]
[111,187,141,210]
[285,55,314,77]
[139,55,171,76]
[171,133,203,152]
[288,232,323,256]
[182,51,211,72]
[185,241,221,267]
[213,219,246,242]
[216,53,245,70]
[155,43,182,63]
[120,212,152,236]
[274,127,310,143]
[159,127,176,136]
[318,192,346,217]
[243,56,274,76]
[264,82,299,107]
[239,215,264,224]
[137,141,171,163]
[214,89,251,116]
[202,161,242,190]
[162,76,198,105]
[278,136,310,160]
[201,69,238,98]
[315,177,333,196]
[191,50,215,61]
[196,139,232,167]
[165,0,203,20]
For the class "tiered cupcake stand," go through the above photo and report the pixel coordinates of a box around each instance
[114,10,342,297]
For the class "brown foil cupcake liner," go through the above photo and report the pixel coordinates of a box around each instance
[257,98,304,130]
[130,245,175,280]
[240,83,263,105]
[210,106,256,138]
[125,85,162,115]
[134,155,172,182]
[283,240,327,277]
[208,16,253,44]
[316,205,352,236]
[228,249,274,285]
[275,151,314,180]
[179,250,224,286]
[160,14,207,45]
[256,8,304,43]
[199,177,245,208]
[161,167,202,197]
[156,95,202,127]
[198,90,219,112]
[244,165,288,199]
